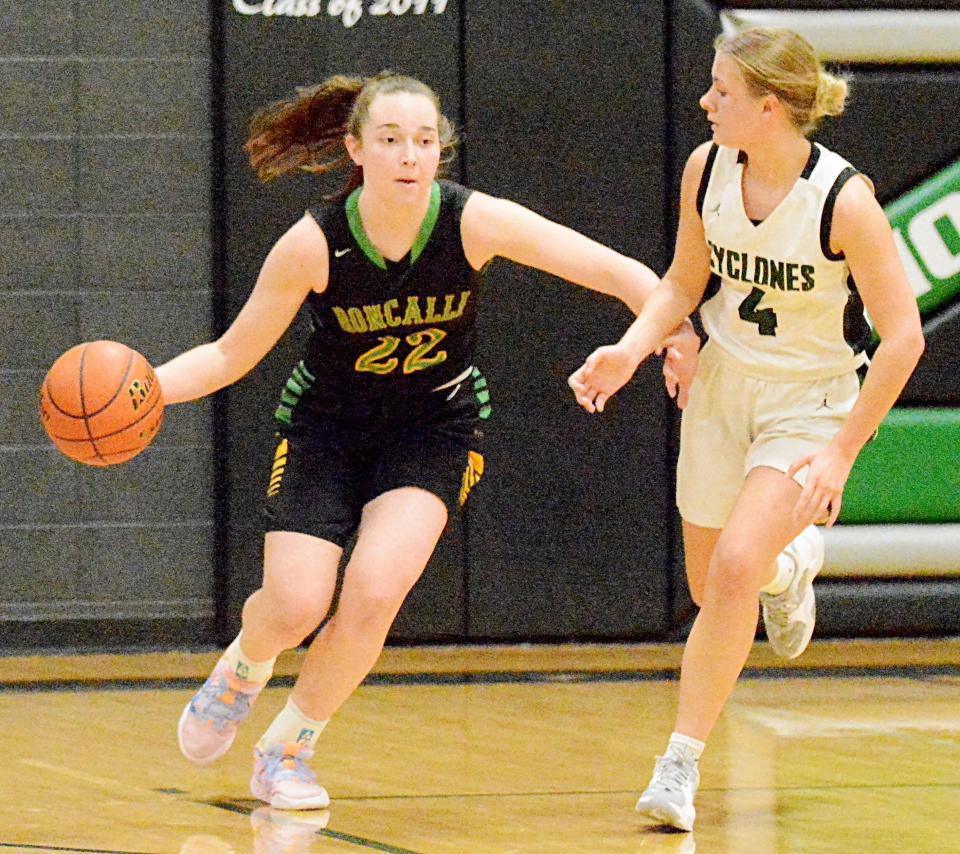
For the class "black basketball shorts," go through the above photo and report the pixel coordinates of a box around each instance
[262,415,484,547]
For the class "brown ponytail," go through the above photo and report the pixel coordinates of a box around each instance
[244,72,457,200]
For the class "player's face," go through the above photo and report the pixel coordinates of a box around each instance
[699,51,767,148]
[347,92,442,202]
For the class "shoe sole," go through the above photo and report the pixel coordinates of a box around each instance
[250,775,330,810]
[635,799,694,832]
[177,701,236,766]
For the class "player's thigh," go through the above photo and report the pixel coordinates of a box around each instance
[343,487,449,603]
[259,424,359,616]
[710,466,810,595]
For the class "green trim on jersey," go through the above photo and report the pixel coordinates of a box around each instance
[472,367,492,420]
[345,181,442,270]
[275,360,316,425]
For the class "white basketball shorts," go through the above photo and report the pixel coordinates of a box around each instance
[676,341,860,529]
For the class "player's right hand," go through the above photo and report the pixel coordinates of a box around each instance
[568,343,641,413]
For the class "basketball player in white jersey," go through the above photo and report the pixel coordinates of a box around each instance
[570,28,924,831]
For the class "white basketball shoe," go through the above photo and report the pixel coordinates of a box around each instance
[635,743,700,832]
[760,525,825,660]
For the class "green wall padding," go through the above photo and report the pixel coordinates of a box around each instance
[840,408,960,523]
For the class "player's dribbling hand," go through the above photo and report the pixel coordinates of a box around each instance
[787,444,856,527]
[657,319,700,410]
[568,344,641,413]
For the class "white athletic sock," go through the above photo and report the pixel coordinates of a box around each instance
[258,697,328,752]
[225,631,276,684]
[667,732,705,763]
[760,552,795,596]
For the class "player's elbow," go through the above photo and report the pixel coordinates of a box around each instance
[881,323,925,368]
[213,338,260,387]
[659,275,700,319]
[906,327,926,364]
[898,316,926,362]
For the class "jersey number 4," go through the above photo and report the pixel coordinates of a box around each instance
[738,287,778,336]
[355,328,448,375]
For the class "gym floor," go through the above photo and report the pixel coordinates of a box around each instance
[1,639,958,853]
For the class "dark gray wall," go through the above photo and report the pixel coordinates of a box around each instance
[0,2,216,647]
[461,2,675,639]
[7,1,959,650]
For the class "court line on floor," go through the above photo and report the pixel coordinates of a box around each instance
[327,780,960,802]
[743,707,960,737]
[203,782,960,811]
[0,844,153,853]
[2,664,957,694]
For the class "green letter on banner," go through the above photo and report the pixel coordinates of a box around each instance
[885,159,960,316]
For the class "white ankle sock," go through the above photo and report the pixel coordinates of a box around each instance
[258,697,328,752]
[225,631,276,684]
[667,732,705,762]
[760,552,795,596]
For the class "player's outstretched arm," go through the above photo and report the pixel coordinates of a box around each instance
[459,188,701,406]
[569,143,714,412]
[156,214,328,404]
[460,189,660,312]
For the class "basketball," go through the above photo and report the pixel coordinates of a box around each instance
[39,340,165,467]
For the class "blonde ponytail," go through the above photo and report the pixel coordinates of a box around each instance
[716,27,850,135]
[814,70,848,122]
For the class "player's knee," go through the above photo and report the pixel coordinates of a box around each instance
[706,540,762,600]
[342,576,417,627]
[266,593,328,645]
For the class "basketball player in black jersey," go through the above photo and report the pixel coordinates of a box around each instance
[155,72,700,809]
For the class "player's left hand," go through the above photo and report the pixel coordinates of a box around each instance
[787,444,856,527]
[656,319,700,410]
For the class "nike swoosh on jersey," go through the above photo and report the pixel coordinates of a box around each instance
[334,248,352,257]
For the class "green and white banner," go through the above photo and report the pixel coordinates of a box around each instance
[886,159,960,315]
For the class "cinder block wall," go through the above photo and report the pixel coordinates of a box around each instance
[5,2,958,651]
[0,2,216,647]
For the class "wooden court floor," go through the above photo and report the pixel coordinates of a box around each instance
[0,639,958,854]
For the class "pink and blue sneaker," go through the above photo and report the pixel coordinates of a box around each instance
[250,741,330,810]
[177,653,266,765]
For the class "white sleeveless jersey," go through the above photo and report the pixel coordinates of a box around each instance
[698,142,871,380]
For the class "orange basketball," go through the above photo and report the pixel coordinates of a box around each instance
[39,340,164,466]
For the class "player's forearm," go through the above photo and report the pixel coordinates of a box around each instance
[155,341,240,404]
[605,257,660,316]
[831,330,925,460]
[568,256,659,317]
[618,277,698,363]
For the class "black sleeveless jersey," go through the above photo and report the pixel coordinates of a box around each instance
[275,180,484,428]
